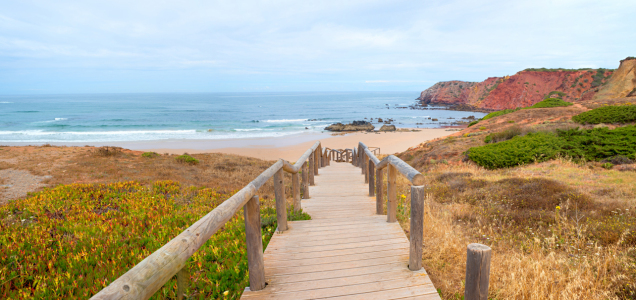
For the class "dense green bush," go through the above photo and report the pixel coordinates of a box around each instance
[468,126,636,169]
[572,105,636,124]
[527,98,573,109]
[468,132,562,169]
[557,126,636,161]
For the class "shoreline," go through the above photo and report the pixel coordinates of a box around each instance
[131,128,452,161]
[0,129,455,161]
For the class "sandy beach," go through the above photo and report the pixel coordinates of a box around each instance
[142,128,455,161]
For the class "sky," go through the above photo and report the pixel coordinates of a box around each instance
[0,0,634,94]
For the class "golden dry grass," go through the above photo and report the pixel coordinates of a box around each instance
[382,159,636,299]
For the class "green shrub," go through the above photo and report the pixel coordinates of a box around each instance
[468,126,636,169]
[176,154,199,165]
[479,126,486,130]
[527,98,573,109]
[482,108,522,121]
[572,105,636,124]
[467,120,480,127]
[557,126,636,161]
[468,132,563,169]
[602,163,614,169]
[142,151,159,158]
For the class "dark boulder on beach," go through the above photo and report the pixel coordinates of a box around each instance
[325,121,374,132]
[379,125,396,132]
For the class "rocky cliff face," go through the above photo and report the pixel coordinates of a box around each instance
[593,57,636,100]
[418,64,621,110]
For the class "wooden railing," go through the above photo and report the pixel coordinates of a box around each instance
[352,142,425,270]
[91,141,326,300]
[350,142,493,299]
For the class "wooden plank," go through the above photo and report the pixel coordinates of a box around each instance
[265,262,409,283]
[266,254,408,276]
[242,268,417,295]
[262,243,410,261]
[241,277,434,300]
[262,248,410,268]
[264,237,408,254]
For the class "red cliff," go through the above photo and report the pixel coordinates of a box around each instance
[419,68,615,110]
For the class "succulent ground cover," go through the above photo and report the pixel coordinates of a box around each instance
[0,180,309,299]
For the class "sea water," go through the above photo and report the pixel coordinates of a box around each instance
[0,92,485,143]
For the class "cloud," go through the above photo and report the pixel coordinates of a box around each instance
[0,0,634,93]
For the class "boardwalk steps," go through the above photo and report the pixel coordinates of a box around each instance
[240,163,440,299]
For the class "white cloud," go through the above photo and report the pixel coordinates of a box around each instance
[0,0,634,93]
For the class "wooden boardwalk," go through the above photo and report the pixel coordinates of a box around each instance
[241,163,440,300]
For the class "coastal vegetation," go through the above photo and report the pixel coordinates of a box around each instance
[572,104,636,124]
[468,126,636,169]
[468,98,573,127]
[176,153,200,165]
[0,180,309,298]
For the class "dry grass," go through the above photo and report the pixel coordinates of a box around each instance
[0,146,293,204]
[383,159,636,299]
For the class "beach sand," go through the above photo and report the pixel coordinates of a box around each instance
[142,128,455,161]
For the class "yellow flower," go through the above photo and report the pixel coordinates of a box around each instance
[401,194,406,199]
[223,291,229,296]
[556,206,561,210]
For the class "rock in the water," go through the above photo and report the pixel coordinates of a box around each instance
[325,121,375,131]
[379,125,396,131]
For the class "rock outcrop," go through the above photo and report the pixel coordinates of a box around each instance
[379,125,396,131]
[325,121,374,132]
[593,57,636,100]
[417,62,625,110]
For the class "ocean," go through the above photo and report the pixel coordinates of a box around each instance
[0,92,485,143]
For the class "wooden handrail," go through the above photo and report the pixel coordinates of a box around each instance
[92,141,322,300]
[359,142,424,185]
[354,141,425,272]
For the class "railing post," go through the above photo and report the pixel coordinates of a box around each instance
[387,164,397,223]
[309,151,315,185]
[244,195,266,291]
[176,267,188,300]
[321,149,326,167]
[368,160,375,196]
[274,168,287,231]
[314,149,319,175]
[352,149,357,166]
[465,244,492,300]
[302,161,310,198]
[376,168,383,214]
[292,171,301,212]
[409,186,425,271]
[363,152,368,183]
